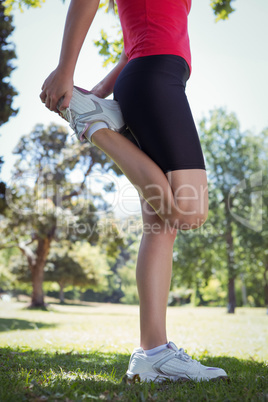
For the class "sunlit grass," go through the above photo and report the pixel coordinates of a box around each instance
[0,300,267,401]
[0,300,267,361]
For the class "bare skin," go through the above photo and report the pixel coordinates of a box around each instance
[40,0,208,350]
[90,129,208,350]
[137,197,177,349]
[91,128,208,230]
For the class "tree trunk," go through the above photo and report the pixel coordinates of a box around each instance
[240,273,247,306]
[59,284,65,304]
[227,277,236,313]
[30,238,51,307]
[225,200,236,314]
[264,257,268,310]
[31,265,45,307]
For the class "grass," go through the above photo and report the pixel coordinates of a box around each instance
[0,300,267,401]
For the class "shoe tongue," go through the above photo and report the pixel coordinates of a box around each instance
[167,341,179,352]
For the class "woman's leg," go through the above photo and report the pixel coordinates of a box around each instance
[91,127,208,348]
[92,126,208,349]
[91,129,208,229]
[136,196,177,350]
[136,168,208,349]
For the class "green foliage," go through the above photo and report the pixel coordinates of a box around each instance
[172,110,267,310]
[0,264,15,290]
[79,215,142,304]
[0,0,18,126]
[3,0,45,15]
[94,28,123,67]
[0,123,124,306]
[62,241,110,291]
[3,124,97,246]
[200,109,263,311]
[110,215,142,304]
[97,215,125,262]
[117,261,139,304]
[7,122,117,235]
[44,241,111,301]
[233,128,268,307]
[210,0,236,22]
[3,0,68,14]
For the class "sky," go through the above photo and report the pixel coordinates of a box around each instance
[0,0,268,217]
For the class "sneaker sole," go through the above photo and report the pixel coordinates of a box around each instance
[124,372,230,384]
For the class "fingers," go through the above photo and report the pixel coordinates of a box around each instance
[39,70,73,113]
[39,89,47,104]
[39,89,62,113]
[58,93,72,111]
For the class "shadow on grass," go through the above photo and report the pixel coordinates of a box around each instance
[0,318,57,332]
[50,301,99,307]
[17,298,101,308]
[0,347,267,401]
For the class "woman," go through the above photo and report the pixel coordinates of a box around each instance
[40,0,228,383]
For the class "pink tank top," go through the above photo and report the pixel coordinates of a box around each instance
[116,0,192,72]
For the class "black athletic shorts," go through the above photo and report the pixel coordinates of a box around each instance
[113,54,206,173]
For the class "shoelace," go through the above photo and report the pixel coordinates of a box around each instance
[173,346,200,366]
[59,107,78,140]
[65,108,76,132]
[175,348,191,361]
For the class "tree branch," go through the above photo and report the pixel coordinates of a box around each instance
[18,240,37,268]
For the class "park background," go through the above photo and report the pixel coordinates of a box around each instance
[0,0,267,310]
[0,0,268,401]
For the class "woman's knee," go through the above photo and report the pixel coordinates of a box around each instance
[142,220,178,241]
[163,206,208,230]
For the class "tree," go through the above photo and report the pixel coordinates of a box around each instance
[0,0,18,220]
[110,214,142,304]
[210,0,236,21]
[0,0,18,126]
[199,109,263,313]
[0,248,17,292]
[0,157,7,215]
[3,0,46,15]
[172,110,267,313]
[45,242,111,303]
[172,219,227,307]
[233,129,268,308]
[1,123,124,307]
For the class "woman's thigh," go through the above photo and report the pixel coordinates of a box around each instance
[166,168,208,227]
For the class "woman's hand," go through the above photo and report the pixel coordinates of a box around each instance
[40,67,74,113]
[40,0,101,112]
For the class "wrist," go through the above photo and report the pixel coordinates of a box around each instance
[57,62,75,78]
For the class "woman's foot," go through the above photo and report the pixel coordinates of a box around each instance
[57,85,126,142]
[125,341,228,383]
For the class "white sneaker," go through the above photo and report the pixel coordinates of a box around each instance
[57,86,126,143]
[126,341,228,383]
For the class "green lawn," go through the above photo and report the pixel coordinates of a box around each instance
[0,300,267,401]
